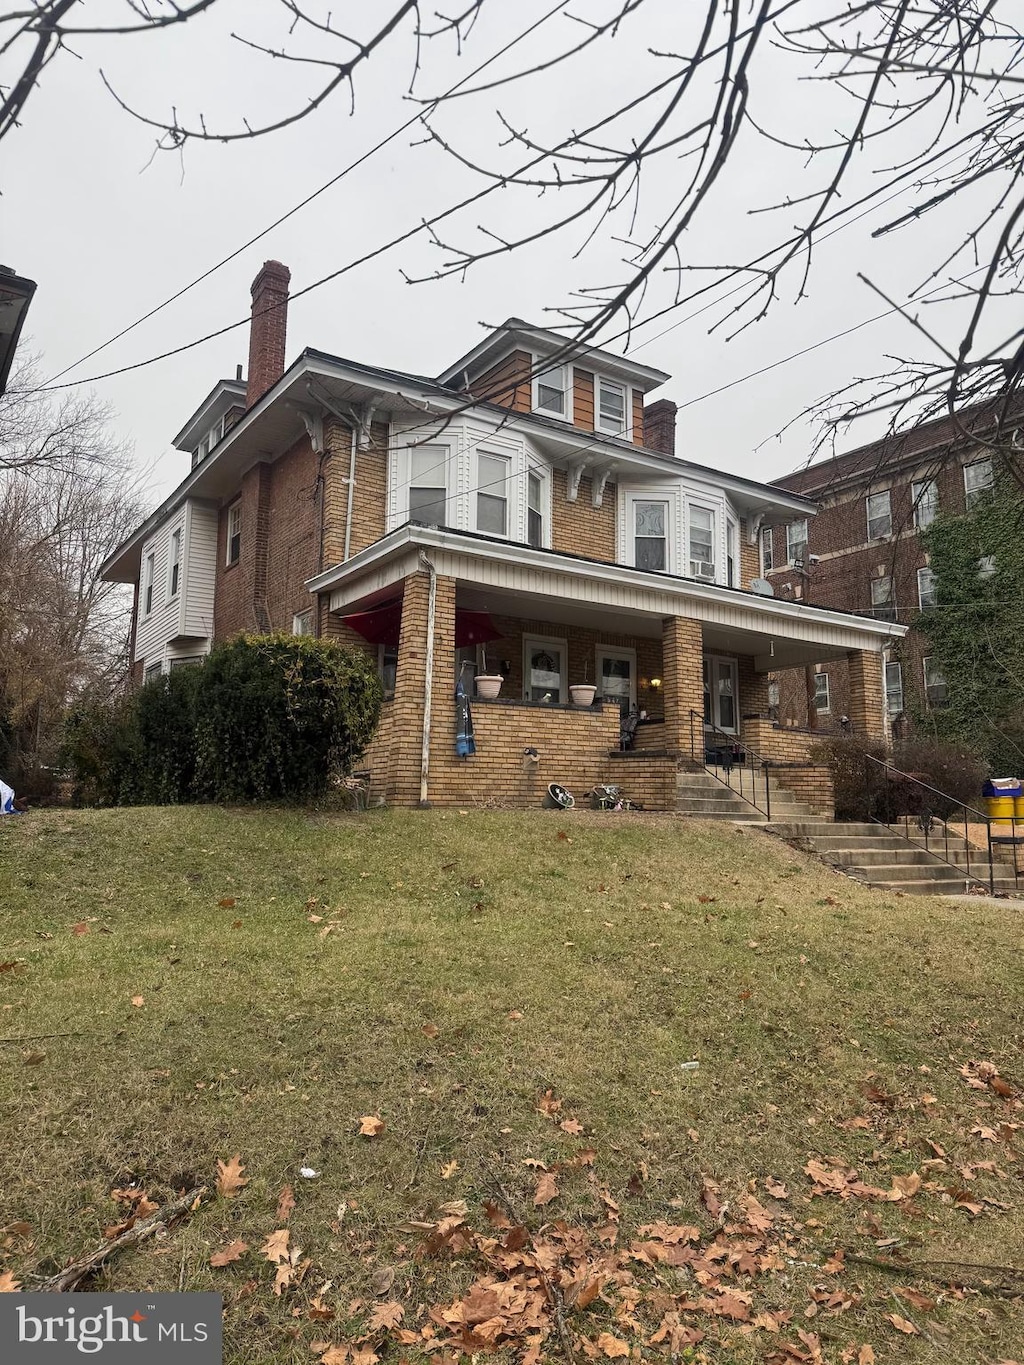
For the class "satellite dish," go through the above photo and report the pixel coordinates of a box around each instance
[750,577,775,597]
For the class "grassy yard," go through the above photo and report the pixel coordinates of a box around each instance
[0,806,1022,1365]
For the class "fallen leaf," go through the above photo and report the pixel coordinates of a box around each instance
[231,919,243,929]
[216,1153,249,1199]
[991,1076,1014,1099]
[367,1300,404,1331]
[321,1349,349,1365]
[537,1089,563,1117]
[596,1331,631,1358]
[896,1287,936,1313]
[358,1115,385,1137]
[22,1049,46,1066]
[508,1010,524,1021]
[560,1118,585,1135]
[533,1172,559,1206]
[369,1266,395,1297]
[885,1314,919,1336]
[421,1022,439,1038]
[440,1160,459,1180]
[857,1348,876,1365]
[0,961,24,974]
[130,995,144,1008]
[71,922,90,936]
[276,1184,295,1223]
[218,897,236,908]
[0,1271,21,1292]
[210,1239,249,1267]
[765,1178,789,1199]
[262,1228,291,1263]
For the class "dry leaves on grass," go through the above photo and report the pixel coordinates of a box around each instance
[358,1116,385,1138]
[216,1154,249,1199]
[537,1089,562,1118]
[885,1313,920,1336]
[367,1301,403,1331]
[210,1239,249,1267]
[276,1184,295,1224]
[0,1271,21,1292]
[532,1172,559,1206]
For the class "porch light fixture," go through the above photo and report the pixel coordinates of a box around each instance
[650,677,662,689]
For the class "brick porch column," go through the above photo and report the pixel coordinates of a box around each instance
[390,569,457,807]
[661,615,704,754]
[847,649,885,740]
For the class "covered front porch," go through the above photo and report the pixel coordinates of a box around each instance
[308,526,901,810]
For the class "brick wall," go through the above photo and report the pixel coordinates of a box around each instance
[738,519,760,587]
[661,616,704,750]
[550,469,617,561]
[643,399,676,456]
[773,766,834,817]
[215,461,273,637]
[603,753,679,809]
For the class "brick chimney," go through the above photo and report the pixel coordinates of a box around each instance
[246,260,291,407]
[643,398,677,456]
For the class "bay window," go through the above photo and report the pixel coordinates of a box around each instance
[634,500,668,571]
[527,470,544,547]
[688,506,716,581]
[409,445,448,526]
[477,452,509,535]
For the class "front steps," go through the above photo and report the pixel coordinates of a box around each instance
[769,819,1022,896]
[676,770,819,823]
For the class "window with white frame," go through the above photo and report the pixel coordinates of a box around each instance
[477,452,509,536]
[978,554,997,580]
[144,661,162,684]
[226,502,241,566]
[169,656,203,670]
[786,519,807,566]
[524,636,567,704]
[378,643,398,700]
[408,445,448,526]
[292,610,313,636]
[527,470,544,548]
[923,656,948,708]
[912,478,938,529]
[168,528,181,597]
[884,659,904,715]
[726,518,738,587]
[535,364,567,417]
[760,525,774,573]
[597,378,627,434]
[917,566,937,609]
[813,671,830,713]
[688,505,716,581]
[964,458,994,509]
[634,500,669,572]
[143,552,155,615]
[866,490,892,540]
[870,574,896,622]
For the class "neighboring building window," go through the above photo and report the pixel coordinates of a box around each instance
[143,552,155,615]
[378,644,398,700]
[477,452,509,536]
[978,554,997,580]
[912,478,938,529]
[917,566,937,609]
[813,671,830,714]
[870,575,896,622]
[535,364,567,416]
[292,610,313,635]
[597,379,627,434]
[144,662,162,684]
[964,458,994,509]
[226,502,242,566]
[169,656,203,670]
[726,518,738,587]
[168,528,181,597]
[786,519,807,566]
[688,505,716,581]
[884,659,904,715]
[866,490,892,541]
[527,470,544,548]
[634,500,668,571]
[923,656,948,708]
[760,525,774,573]
[408,445,447,526]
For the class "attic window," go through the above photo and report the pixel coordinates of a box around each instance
[597,379,627,434]
[193,415,226,467]
[535,365,567,417]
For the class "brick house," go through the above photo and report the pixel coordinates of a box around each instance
[100,261,903,809]
[763,400,1017,733]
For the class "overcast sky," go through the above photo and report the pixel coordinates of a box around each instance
[4,0,1002,506]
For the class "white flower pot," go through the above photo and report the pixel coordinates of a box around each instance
[475,674,503,700]
[570,684,597,708]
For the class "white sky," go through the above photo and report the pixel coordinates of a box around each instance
[3,0,1004,506]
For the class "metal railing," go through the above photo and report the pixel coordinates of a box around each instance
[690,711,771,820]
[865,755,1020,895]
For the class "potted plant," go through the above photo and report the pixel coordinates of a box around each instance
[475,646,503,700]
[569,659,597,708]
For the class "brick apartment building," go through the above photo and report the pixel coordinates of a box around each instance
[100,261,903,809]
[763,401,1017,733]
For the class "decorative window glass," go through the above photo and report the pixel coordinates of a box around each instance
[226,502,241,566]
[923,656,948,708]
[912,478,938,529]
[870,575,896,622]
[917,566,937,609]
[884,659,904,715]
[535,365,566,415]
[143,552,155,615]
[760,525,774,572]
[634,500,668,572]
[597,379,627,434]
[689,506,716,580]
[168,529,181,597]
[813,671,830,713]
[866,490,892,540]
[786,519,807,566]
[409,445,447,526]
[964,459,994,509]
[292,610,313,635]
[477,452,509,536]
[527,471,543,548]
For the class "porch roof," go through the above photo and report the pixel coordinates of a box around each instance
[307,525,907,671]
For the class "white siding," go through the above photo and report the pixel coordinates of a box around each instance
[134,500,216,670]
[183,502,218,639]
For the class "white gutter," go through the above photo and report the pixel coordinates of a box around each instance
[418,551,437,808]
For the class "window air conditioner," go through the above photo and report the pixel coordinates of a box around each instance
[690,560,716,580]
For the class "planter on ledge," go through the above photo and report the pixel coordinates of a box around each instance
[475,675,504,700]
[569,684,597,708]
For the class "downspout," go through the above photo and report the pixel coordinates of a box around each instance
[419,550,437,808]
[344,422,357,562]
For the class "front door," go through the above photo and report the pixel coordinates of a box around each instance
[703,655,738,733]
[596,648,637,718]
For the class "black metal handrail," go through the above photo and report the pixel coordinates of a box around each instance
[864,755,1020,895]
[689,710,771,820]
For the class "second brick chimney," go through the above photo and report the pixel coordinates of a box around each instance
[643,398,677,457]
[246,260,291,408]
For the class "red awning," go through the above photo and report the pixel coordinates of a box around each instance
[340,601,502,648]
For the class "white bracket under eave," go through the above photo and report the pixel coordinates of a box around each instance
[299,408,325,457]
[747,511,766,543]
[357,396,381,451]
[566,458,590,503]
[591,465,614,508]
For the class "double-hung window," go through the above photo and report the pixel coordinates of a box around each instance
[689,506,716,581]
[760,525,774,573]
[884,659,904,715]
[477,452,509,536]
[634,500,668,571]
[597,379,627,434]
[978,554,997,580]
[786,519,807,566]
[535,365,567,416]
[168,529,181,598]
[726,518,738,587]
[409,445,447,527]
[527,470,544,548]
[813,671,830,714]
[870,575,896,622]
[292,610,313,636]
[923,656,948,708]
[917,566,937,609]
[143,552,155,615]
[912,478,938,529]
[964,459,994,509]
[226,502,241,566]
[866,490,892,540]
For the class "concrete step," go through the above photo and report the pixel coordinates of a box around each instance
[826,845,1010,870]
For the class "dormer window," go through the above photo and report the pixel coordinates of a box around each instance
[192,416,226,468]
[534,365,568,417]
[597,379,627,435]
